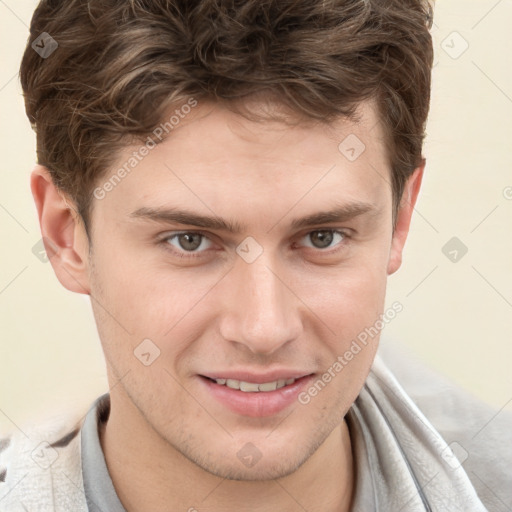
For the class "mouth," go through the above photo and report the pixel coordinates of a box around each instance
[200,375,305,392]
[197,373,316,417]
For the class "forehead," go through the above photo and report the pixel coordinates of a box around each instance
[96,98,390,225]
[157,98,386,168]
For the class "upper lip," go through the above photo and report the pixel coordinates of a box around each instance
[200,370,315,383]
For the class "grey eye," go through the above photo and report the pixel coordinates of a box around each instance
[302,230,345,249]
[166,233,212,252]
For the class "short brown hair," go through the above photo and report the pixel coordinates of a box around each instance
[20,0,434,237]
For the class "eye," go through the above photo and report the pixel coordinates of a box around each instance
[298,229,349,251]
[162,231,213,256]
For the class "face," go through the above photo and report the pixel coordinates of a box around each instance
[42,99,420,481]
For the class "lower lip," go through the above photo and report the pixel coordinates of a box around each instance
[198,374,315,418]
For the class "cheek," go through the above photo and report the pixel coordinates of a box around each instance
[89,242,221,356]
[296,256,387,385]
[298,254,387,326]
[315,265,386,402]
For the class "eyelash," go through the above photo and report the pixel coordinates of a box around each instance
[158,229,352,259]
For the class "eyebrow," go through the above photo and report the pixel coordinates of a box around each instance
[129,201,378,233]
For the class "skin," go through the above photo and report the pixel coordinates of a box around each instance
[31,98,423,512]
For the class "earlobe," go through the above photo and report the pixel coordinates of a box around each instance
[30,164,91,295]
[387,161,425,276]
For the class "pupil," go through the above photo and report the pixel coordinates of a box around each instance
[311,230,333,249]
[179,233,201,251]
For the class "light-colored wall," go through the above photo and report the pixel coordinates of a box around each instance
[1,0,511,433]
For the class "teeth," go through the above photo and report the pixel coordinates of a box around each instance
[240,381,260,392]
[215,377,297,392]
[226,379,240,389]
[258,381,277,391]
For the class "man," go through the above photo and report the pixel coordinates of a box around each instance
[0,0,510,510]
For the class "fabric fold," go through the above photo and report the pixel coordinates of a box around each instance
[347,354,488,511]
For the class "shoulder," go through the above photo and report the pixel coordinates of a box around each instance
[0,406,89,512]
[377,339,512,512]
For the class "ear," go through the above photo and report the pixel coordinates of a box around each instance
[30,164,91,294]
[387,160,425,276]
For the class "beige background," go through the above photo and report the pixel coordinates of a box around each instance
[1,0,511,433]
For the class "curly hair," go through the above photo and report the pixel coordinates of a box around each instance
[19,0,434,236]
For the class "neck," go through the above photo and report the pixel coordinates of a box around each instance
[100,393,354,512]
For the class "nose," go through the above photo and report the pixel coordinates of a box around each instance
[218,251,303,356]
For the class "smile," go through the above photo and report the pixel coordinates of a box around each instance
[207,377,297,392]
[199,374,315,417]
